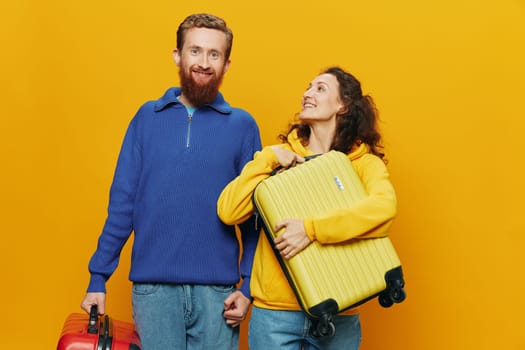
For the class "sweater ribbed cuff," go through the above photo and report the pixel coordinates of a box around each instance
[87,274,107,293]
[303,218,316,242]
[238,276,252,302]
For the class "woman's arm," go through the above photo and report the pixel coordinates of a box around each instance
[303,154,397,244]
[218,147,279,225]
[218,145,306,225]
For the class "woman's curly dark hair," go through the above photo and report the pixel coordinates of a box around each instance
[280,66,386,161]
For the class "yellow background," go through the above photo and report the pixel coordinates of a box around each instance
[2,0,524,349]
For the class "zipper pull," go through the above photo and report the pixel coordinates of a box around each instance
[186,113,193,148]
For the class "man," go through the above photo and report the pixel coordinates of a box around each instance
[80,13,262,349]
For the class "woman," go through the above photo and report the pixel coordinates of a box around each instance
[217,66,397,349]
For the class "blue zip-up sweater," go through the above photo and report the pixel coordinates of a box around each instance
[87,87,262,298]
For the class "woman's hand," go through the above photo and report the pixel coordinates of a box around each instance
[273,219,312,259]
[271,147,305,171]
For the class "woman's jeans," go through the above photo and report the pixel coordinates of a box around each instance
[132,283,239,350]
[248,306,361,350]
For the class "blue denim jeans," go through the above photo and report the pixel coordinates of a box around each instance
[132,283,239,350]
[248,306,361,350]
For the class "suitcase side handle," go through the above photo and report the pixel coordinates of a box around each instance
[99,315,113,350]
[88,304,99,334]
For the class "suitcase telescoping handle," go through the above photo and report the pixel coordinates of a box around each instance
[88,304,99,334]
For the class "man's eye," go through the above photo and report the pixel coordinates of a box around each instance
[191,49,199,55]
[210,52,219,59]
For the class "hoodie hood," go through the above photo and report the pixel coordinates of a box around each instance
[286,129,370,160]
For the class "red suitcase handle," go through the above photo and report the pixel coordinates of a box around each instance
[86,304,141,350]
[88,304,99,334]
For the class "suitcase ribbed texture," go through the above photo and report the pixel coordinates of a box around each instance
[253,151,402,314]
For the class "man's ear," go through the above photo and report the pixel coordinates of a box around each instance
[223,59,231,73]
[173,49,180,66]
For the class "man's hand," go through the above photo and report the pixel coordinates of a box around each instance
[80,292,106,314]
[223,290,251,327]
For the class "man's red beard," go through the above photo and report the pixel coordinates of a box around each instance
[178,65,225,107]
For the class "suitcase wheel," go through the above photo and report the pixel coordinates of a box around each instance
[308,299,338,338]
[311,317,336,338]
[379,292,394,307]
[391,284,407,303]
[379,279,407,307]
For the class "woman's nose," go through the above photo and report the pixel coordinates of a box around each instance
[303,88,313,98]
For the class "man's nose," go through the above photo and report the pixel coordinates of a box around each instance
[199,54,210,69]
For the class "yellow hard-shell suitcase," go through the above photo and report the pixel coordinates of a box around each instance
[253,150,406,337]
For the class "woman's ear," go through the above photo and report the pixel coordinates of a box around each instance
[337,105,349,115]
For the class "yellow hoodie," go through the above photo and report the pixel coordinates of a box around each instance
[217,130,397,311]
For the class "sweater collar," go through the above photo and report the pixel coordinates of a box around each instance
[153,87,232,114]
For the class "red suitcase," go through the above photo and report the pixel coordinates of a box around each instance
[57,305,141,350]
